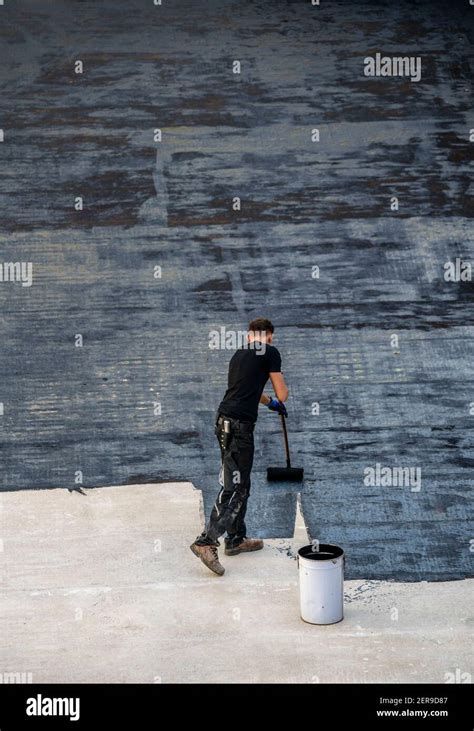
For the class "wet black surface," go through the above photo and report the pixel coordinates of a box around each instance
[0,0,473,580]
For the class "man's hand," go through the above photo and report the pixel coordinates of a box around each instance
[267,398,288,417]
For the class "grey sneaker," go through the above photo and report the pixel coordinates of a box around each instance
[190,542,225,576]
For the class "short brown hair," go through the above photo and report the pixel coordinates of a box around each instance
[248,317,274,334]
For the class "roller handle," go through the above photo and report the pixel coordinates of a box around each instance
[280,412,291,469]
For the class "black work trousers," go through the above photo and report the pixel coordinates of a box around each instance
[195,413,255,549]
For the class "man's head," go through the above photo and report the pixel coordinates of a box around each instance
[247,317,274,345]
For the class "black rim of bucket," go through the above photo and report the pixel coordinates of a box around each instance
[298,543,344,561]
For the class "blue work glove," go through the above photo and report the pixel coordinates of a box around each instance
[267,398,288,417]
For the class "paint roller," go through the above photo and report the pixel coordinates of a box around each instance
[267,412,304,482]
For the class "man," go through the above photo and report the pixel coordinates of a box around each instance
[190,317,289,576]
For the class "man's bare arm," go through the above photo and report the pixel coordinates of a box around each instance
[270,372,289,402]
[260,372,289,405]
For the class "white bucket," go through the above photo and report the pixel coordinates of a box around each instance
[297,544,345,625]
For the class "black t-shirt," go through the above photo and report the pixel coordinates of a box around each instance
[218,343,282,422]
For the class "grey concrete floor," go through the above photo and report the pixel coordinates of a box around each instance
[1,482,471,683]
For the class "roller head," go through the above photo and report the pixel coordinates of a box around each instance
[267,466,304,482]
